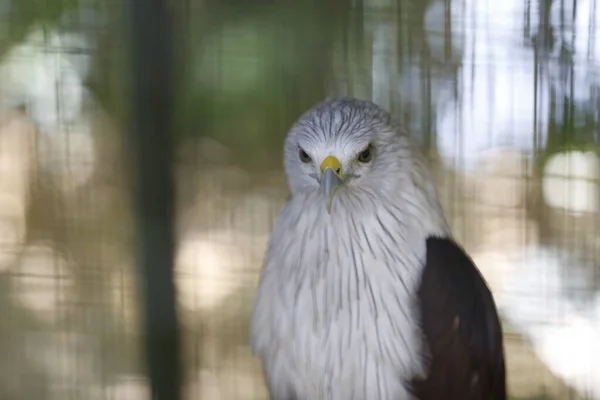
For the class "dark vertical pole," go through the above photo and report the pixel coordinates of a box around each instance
[128,0,181,399]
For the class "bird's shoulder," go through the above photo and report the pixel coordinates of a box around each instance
[411,236,506,400]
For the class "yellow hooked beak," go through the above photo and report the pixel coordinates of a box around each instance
[320,155,344,214]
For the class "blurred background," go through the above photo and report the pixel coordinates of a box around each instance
[0,0,599,399]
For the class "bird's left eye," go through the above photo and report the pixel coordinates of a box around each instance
[357,144,373,163]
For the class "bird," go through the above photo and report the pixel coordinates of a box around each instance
[250,98,506,400]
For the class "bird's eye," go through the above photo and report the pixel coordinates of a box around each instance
[299,148,312,163]
[357,144,373,163]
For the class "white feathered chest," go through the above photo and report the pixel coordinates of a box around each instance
[251,194,436,400]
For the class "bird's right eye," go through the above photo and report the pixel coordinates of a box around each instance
[299,148,312,163]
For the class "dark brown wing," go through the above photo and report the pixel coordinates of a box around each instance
[411,237,507,400]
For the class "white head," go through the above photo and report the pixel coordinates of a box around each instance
[283,97,434,214]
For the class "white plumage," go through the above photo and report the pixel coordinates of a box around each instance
[250,98,451,400]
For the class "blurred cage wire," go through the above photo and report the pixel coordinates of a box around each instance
[0,0,599,399]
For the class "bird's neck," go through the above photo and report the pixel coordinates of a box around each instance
[292,182,450,238]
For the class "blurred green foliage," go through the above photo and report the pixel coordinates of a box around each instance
[10,0,597,169]
[0,0,78,56]
[85,0,354,170]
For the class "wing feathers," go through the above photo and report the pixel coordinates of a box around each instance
[411,236,506,400]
